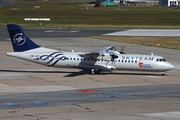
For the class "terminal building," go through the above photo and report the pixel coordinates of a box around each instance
[96,0,180,6]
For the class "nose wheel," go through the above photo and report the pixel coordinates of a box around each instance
[160,72,165,76]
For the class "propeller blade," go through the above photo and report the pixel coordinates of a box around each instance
[120,45,126,54]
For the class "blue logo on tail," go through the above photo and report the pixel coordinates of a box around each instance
[7,24,40,52]
[13,33,26,46]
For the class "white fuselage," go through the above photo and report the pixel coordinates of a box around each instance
[6,47,174,72]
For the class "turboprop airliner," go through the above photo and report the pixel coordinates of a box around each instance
[6,24,174,75]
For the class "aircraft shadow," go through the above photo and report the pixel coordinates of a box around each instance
[0,69,88,77]
[0,69,162,77]
[101,72,161,76]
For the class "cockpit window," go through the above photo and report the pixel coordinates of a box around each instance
[156,58,166,62]
[162,59,166,61]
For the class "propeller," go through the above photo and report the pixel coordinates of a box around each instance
[110,53,118,61]
[104,47,119,66]
[119,45,126,54]
[109,45,126,63]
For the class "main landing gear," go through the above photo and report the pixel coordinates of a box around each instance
[160,71,165,76]
[91,69,100,74]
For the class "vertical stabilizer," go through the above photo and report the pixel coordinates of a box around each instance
[7,24,40,52]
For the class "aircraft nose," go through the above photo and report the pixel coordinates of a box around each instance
[167,63,174,70]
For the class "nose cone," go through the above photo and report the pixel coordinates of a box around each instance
[166,62,174,70]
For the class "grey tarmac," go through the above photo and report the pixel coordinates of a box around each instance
[0,27,180,120]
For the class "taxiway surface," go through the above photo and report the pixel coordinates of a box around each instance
[0,28,180,120]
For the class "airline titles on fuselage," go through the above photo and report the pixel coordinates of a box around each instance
[121,56,154,61]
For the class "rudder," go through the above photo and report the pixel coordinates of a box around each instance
[7,24,40,52]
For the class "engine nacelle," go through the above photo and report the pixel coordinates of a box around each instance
[96,53,112,61]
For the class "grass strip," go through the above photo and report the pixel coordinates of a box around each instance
[90,36,180,50]
[1,3,180,28]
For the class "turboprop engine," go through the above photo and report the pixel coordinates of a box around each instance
[96,52,118,61]
[96,52,111,61]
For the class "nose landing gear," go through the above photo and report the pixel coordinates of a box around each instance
[160,72,165,76]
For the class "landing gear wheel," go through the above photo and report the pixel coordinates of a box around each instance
[160,72,165,76]
[91,69,100,74]
[91,69,95,74]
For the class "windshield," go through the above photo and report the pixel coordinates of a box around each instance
[156,58,166,62]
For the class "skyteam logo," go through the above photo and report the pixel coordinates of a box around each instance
[13,33,26,46]
[138,62,153,68]
[40,52,68,66]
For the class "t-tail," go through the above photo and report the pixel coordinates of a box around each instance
[7,24,40,52]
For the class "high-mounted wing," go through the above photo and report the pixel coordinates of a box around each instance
[91,46,115,53]
[78,46,118,61]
